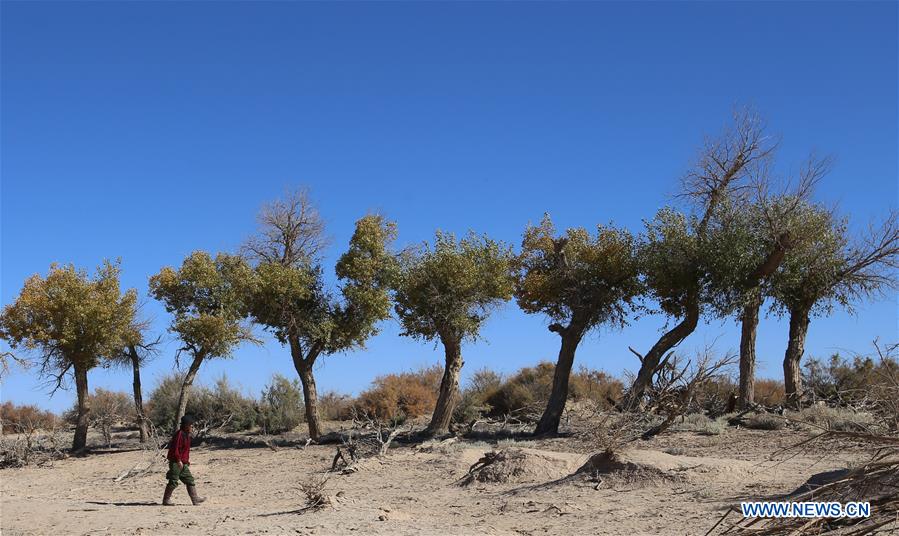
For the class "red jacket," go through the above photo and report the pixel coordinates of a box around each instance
[167,429,191,464]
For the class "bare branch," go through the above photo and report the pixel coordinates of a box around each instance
[242,187,330,267]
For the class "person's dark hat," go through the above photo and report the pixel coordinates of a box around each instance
[180,414,196,426]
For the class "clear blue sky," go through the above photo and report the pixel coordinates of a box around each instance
[1,1,896,412]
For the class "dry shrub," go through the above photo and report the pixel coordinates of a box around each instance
[482,362,622,418]
[0,402,59,434]
[355,365,441,422]
[671,413,727,435]
[571,367,625,406]
[794,405,877,432]
[454,368,503,423]
[63,389,134,446]
[753,378,785,407]
[319,391,354,421]
[147,373,258,434]
[692,376,738,415]
[298,476,331,511]
[743,413,786,431]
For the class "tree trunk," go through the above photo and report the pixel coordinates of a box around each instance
[426,336,463,437]
[627,297,700,408]
[783,306,811,410]
[72,364,90,451]
[290,336,322,440]
[129,346,149,443]
[175,352,204,431]
[534,330,583,435]
[737,290,762,409]
[297,363,322,441]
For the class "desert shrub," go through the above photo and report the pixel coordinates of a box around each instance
[754,378,786,407]
[63,389,134,446]
[803,353,899,405]
[454,368,503,423]
[570,367,625,407]
[355,365,442,422]
[0,402,59,434]
[692,376,738,415]
[259,374,304,434]
[318,391,354,421]
[147,373,257,433]
[671,413,726,435]
[743,413,786,430]
[482,362,622,418]
[795,404,877,432]
[206,376,258,432]
[484,362,554,417]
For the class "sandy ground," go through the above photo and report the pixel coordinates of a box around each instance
[0,425,880,535]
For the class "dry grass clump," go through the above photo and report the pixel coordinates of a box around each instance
[671,413,727,435]
[298,476,332,511]
[793,405,878,432]
[743,413,787,431]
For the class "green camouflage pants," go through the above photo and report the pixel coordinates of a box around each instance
[166,461,196,487]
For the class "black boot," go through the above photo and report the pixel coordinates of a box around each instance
[186,485,206,505]
[162,484,176,506]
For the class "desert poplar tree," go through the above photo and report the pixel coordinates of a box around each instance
[771,209,899,407]
[106,316,160,443]
[149,251,257,429]
[242,189,398,440]
[0,261,137,450]
[393,231,515,437]
[704,157,828,408]
[516,215,641,435]
[626,108,775,407]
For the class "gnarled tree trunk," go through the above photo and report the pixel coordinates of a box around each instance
[627,297,700,408]
[72,364,90,451]
[290,337,322,440]
[534,328,584,436]
[738,290,762,409]
[128,346,149,443]
[175,352,204,431]
[426,336,463,437]
[783,306,811,409]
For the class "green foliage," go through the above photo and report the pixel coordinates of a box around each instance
[516,214,641,334]
[394,231,515,343]
[355,365,442,422]
[246,215,398,357]
[0,260,137,378]
[769,206,851,318]
[149,251,255,359]
[146,373,258,433]
[259,374,304,434]
[638,208,703,318]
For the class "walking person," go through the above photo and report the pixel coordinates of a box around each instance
[162,415,206,506]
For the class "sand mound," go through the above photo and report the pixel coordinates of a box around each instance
[458,448,577,485]
[573,449,756,488]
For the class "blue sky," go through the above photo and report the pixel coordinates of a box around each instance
[1,1,896,412]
